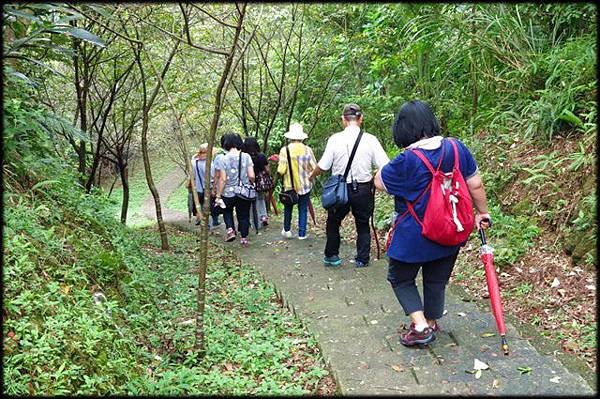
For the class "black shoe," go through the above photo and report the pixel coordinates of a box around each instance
[195,220,201,225]
[355,259,369,268]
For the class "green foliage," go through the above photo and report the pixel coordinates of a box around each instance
[485,203,540,267]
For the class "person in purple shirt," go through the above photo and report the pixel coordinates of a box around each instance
[374,100,491,347]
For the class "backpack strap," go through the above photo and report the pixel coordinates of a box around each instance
[448,138,460,170]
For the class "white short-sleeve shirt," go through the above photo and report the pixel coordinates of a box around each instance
[317,125,390,183]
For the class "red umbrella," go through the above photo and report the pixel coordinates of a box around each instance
[479,221,509,355]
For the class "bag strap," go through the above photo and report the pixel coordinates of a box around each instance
[195,159,204,191]
[237,152,242,185]
[410,139,447,174]
[448,138,460,170]
[343,129,364,180]
[286,145,296,191]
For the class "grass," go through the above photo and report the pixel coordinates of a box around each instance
[105,153,178,227]
[4,170,332,394]
[165,180,189,215]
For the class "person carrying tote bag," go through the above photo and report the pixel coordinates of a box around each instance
[216,133,255,247]
[277,123,317,239]
[309,104,389,267]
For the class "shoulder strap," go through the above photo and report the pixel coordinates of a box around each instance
[448,138,460,170]
[237,152,242,185]
[286,145,296,190]
[195,159,204,191]
[343,129,364,180]
[410,138,448,174]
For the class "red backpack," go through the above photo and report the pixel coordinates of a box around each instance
[385,139,474,249]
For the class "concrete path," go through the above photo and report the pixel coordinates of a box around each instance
[147,168,595,396]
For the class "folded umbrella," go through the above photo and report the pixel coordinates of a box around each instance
[479,220,509,355]
[307,197,317,226]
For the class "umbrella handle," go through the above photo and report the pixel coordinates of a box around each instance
[478,217,492,245]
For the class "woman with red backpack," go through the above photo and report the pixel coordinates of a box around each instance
[374,100,491,347]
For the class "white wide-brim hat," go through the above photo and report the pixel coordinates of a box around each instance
[284,123,308,140]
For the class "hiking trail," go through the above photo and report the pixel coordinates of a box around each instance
[142,168,595,395]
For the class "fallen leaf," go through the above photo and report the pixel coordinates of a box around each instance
[391,364,403,372]
[550,277,560,288]
[549,376,561,384]
[475,369,482,379]
[457,312,467,317]
[517,366,532,374]
[562,341,579,351]
[465,369,476,374]
[370,320,378,325]
[474,359,489,370]
[492,379,500,389]
[585,285,595,290]
[481,332,496,338]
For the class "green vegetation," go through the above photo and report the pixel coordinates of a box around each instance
[105,155,180,227]
[3,73,329,396]
[165,181,190,216]
[3,2,596,392]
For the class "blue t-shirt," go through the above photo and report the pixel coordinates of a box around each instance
[381,138,478,263]
[192,157,207,192]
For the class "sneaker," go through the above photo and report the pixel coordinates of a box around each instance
[261,216,269,227]
[225,228,236,242]
[400,325,436,346]
[298,234,308,240]
[281,229,292,239]
[355,259,368,268]
[240,237,249,247]
[323,255,342,266]
[195,219,201,226]
[407,321,440,332]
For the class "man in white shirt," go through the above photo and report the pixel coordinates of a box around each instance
[310,104,389,267]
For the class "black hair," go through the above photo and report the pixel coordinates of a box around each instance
[392,100,440,148]
[221,132,243,151]
[242,136,261,155]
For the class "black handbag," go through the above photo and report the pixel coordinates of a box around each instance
[321,129,363,209]
[279,145,299,205]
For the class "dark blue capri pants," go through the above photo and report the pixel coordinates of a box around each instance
[387,251,459,320]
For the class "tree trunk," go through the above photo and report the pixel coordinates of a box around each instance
[195,2,247,357]
[119,163,129,224]
[134,34,181,251]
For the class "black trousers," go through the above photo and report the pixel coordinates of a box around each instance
[191,191,205,216]
[324,181,374,264]
[222,196,252,238]
[387,251,459,320]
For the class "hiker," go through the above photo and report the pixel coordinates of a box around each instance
[310,104,389,267]
[209,143,226,228]
[190,144,209,225]
[215,132,255,246]
[243,136,272,229]
[373,99,491,346]
[277,123,317,239]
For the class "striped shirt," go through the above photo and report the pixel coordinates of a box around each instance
[277,142,317,195]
